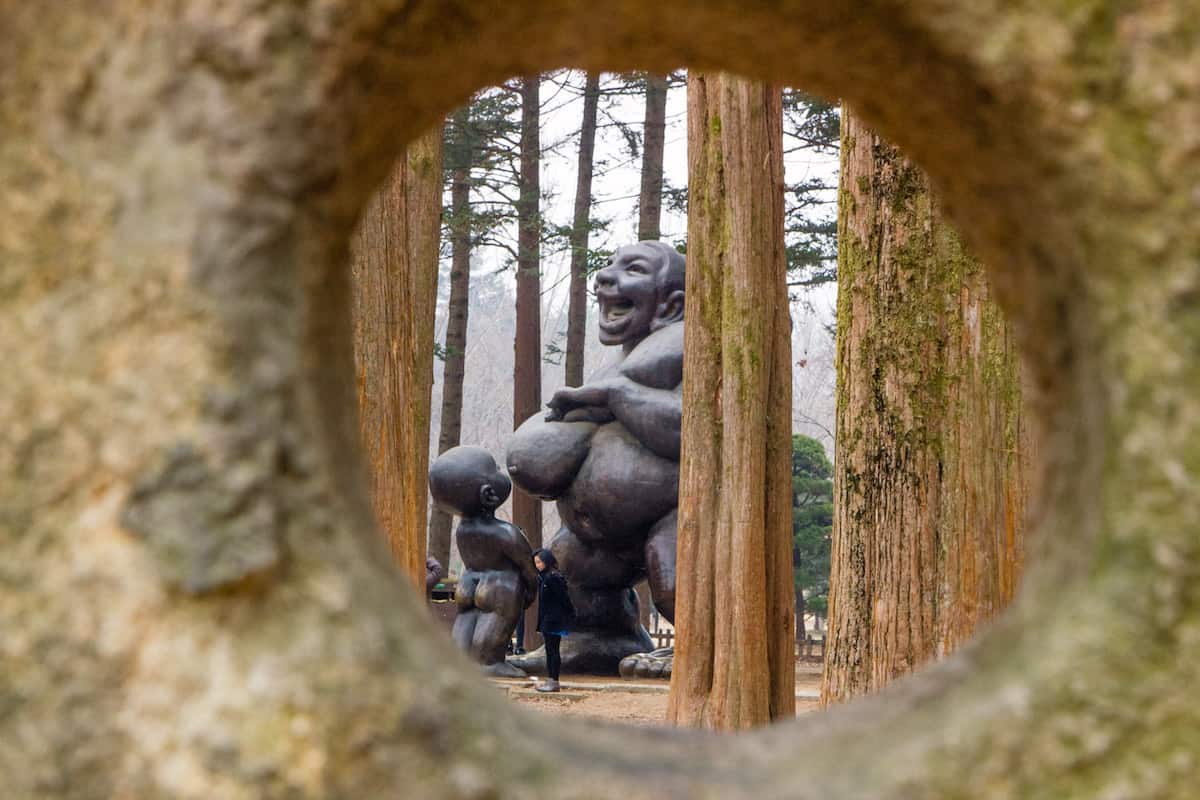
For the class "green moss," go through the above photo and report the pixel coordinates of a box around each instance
[834,126,1028,619]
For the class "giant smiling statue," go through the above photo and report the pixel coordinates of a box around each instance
[507,241,684,675]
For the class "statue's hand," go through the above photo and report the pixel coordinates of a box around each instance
[547,386,579,419]
[548,382,617,420]
[546,385,599,421]
[563,406,615,424]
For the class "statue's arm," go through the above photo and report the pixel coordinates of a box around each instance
[503,525,540,605]
[547,375,681,460]
[545,382,612,420]
[607,379,682,461]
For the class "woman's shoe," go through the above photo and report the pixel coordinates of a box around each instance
[535,679,561,693]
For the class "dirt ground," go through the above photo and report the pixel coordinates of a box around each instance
[507,659,823,726]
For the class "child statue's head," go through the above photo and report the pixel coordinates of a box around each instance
[428,446,513,516]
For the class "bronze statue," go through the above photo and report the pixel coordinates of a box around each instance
[506,241,684,674]
[428,446,537,678]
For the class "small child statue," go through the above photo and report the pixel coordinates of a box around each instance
[428,446,538,678]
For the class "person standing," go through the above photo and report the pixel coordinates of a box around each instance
[533,549,574,692]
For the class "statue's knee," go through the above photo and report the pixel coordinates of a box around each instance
[650,584,675,622]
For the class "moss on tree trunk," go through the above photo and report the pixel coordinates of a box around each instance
[822,108,1033,704]
[669,73,795,730]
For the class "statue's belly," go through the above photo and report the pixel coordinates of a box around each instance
[506,414,596,500]
[558,423,678,546]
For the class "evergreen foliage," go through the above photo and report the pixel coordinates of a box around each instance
[792,433,832,617]
[782,90,839,289]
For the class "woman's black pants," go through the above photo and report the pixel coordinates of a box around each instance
[544,633,562,681]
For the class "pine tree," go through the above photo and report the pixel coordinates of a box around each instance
[564,72,601,388]
[669,73,794,730]
[638,73,669,241]
[350,129,443,589]
[513,74,544,645]
[427,91,522,571]
[821,106,1032,705]
[791,434,832,653]
[426,108,472,571]
[782,90,840,290]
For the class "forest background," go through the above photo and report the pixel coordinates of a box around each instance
[427,71,840,578]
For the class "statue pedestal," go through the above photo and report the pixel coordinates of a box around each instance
[508,627,654,676]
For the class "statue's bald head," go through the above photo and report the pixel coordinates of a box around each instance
[428,446,512,517]
[638,240,686,298]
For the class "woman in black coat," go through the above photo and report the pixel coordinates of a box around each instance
[533,548,574,692]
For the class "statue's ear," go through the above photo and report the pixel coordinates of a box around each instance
[656,289,685,326]
[479,484,500,510]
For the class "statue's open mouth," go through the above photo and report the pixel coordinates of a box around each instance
[601,297,635,325]
[600,297,638,331]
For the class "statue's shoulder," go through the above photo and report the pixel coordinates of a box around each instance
[620,322,683,390]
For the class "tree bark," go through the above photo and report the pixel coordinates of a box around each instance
[350,129,443,590]
[668,73,795,730]
[515,74,543,646]
[796,587,807,657]
[427,107,473,572]
[821,107,1033,705]
[637,73,668,242]
[634,72,670,631]
[564,73,600,389]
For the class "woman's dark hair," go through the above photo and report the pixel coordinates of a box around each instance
[533,548,558,570]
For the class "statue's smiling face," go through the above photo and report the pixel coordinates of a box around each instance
[594,244,661,346]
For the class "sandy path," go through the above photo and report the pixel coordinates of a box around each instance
[507,661,823,726]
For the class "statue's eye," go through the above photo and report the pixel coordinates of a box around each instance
[628,262,647,274]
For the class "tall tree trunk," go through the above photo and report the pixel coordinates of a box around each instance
[564,73,600,389]
[796,586,807,657]
[821,107,1033,706]
[427,107,473,572]
[668,73,795,730]
[633,72,671,629]
[350,129,443,591]
[515,75,543,647]
[637,73,668,242]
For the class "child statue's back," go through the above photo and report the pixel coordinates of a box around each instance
[428,446,537,678]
